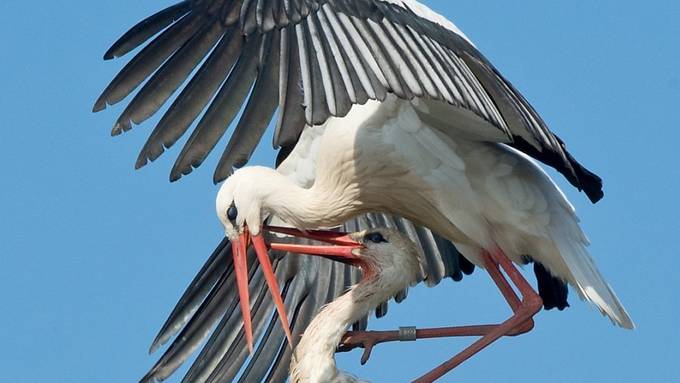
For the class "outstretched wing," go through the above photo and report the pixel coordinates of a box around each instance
[96,0,602,202]
[140,216,473,383]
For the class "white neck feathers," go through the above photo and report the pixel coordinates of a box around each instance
[263,171,362,230]
[290,260,418,383]
[289,279,383,383]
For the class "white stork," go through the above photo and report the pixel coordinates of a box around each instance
[95,0,634,381]
[280,227,531,383]
[282,228,423,383]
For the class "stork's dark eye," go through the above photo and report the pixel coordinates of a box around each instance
[365,232,387,244]
[227,204,238,221]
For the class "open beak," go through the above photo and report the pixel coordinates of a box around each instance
[266,226,364,265]
[231,225,364,352]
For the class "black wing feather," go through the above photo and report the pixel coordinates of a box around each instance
[103,1,193,61]
[140,212,471,383]
[115,19,223,137]
[96,12,203,117]
[273,25,306,149]
[97,0,602,201]
[149,237,231,354]
[214,31,280,179]
[136,24,242,169]
[170,36,258,181]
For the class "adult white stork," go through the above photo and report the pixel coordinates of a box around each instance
[94,0,633,381]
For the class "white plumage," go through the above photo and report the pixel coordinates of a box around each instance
[218,95,633,328]
[96,0,635,380]
[289,229,422,383]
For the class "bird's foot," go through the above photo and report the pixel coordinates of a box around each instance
[338,330,392,365]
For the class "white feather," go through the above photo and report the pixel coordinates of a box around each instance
[218,95,633,328]
[313,95,633,328]
[383,0,474,45]
[290,229,421,383]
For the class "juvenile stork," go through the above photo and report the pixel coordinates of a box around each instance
[283,228,423,383]
[95,0,633,381]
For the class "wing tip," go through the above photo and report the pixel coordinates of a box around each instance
[135,156,149,170]
[111,118,132,136]
[136,140,170,170]
[586,189,604,204]
[103,37,132,61]
[581,173,604,204]
[573,161,604,203]
[169,171,183,183]
[92,99,107,113]
[103,49,118,61]
[138,368,161,383]
[170,157,200,182]
[213,163,233,185]
[148,332,169,355]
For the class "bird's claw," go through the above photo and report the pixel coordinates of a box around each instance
[338,331,379,365]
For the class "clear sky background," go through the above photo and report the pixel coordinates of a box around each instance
[1,1,678,382]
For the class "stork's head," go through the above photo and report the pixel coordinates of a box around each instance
[331,228,423,284]
[274,228,423,286]
[214,168,421,354]
[216,166,278,239]
[215,166,295,353]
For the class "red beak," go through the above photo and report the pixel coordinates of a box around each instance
[266,226,364,265]
[231,225,364,352]
[230,230,254,352]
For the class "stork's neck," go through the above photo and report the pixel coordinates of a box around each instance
[290,278,387,383]
[265,171,362,229]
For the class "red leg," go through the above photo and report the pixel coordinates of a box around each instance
[412,249,542,383]
[483,250,523,312]
[339,322,532,365]
[263,228,541,380]
[337,249,536,365]
[480,250,536,334]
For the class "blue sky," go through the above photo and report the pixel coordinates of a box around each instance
[1,1,678,382]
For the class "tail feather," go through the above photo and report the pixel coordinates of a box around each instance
[553,234,634,329]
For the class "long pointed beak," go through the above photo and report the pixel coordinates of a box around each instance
[269,242,362,265]
[231,230,254,352]
[250,233,293,347]
[266,225,364,265]
[231,225,364,353]
[265,226,362,247]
